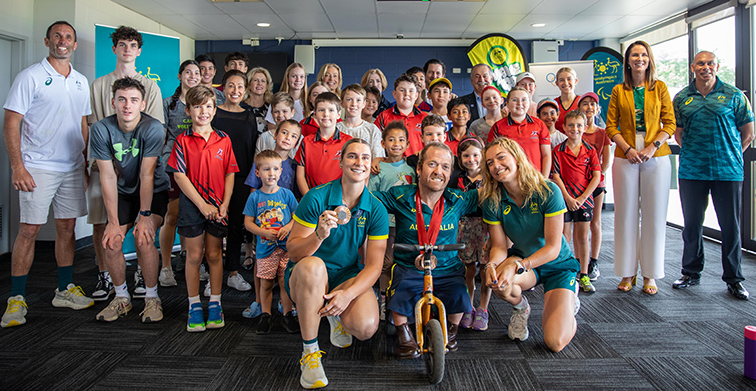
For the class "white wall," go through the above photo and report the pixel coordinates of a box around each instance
[0,0,195,242]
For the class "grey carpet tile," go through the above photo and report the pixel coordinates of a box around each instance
[211,357,302,390]
[92,355,227,391]
[575,296,665,324]
[679,320,750,358]
[141,321,249,357]
[0,315,81,352]
[49,322,164,352]
[626,356,756,391]
[528,358,655,391]
[518,323,620,360]
[591,322,720,358]
[641,298,753,322]
[4,350,128,391]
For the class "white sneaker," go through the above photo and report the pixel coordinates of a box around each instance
[203,281,211,297]
[159,267,177,287]
[52,284,94,310]
[300,348,328,389]
[508,303,530,341]
[227,273,251,291]
[1,295,27,328]
[327,315,353,348]
[133,270,146,299]
[199,264,209,281]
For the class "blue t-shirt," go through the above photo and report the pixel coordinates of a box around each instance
[673,78,755,181]
[244,157,301,199]
[291,179,389,272]
[368,160,416,227]
[374,185,479,275]
[482,181,579,274]
[243,187,298,259]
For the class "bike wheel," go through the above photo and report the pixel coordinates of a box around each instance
[424,318,445,384]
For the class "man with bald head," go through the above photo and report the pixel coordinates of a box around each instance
[672,51,755,300]
[460,64,493,127]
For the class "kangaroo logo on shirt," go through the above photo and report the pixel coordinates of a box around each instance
[44,77,52,86]
[113,139,140,162]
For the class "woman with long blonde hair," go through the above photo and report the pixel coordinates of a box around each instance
[481,137,580,352]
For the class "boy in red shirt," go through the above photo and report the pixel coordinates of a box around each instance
[445,97,473,155]
[551,110,601,293]
[375,73,427,157]
[295,92,353,196]
[168,86,238,332]
[487,87,551,177]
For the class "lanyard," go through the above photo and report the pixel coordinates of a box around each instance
[415,190,445,247]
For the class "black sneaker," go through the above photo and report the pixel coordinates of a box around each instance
[133,270,146,299]
[257,313,272,334]
[91,272,113,302]
[587,259,600,281]
[281,311,300,333]
[175,250,187,272]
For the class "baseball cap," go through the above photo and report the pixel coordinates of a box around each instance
[577,92,599,106]
[515,72,536,85]
[536,98,558,114]
[427,77,452,91]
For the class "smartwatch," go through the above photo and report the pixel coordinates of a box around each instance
[139,210,152,217]
[653,140,662,149]
[514,260,526,275]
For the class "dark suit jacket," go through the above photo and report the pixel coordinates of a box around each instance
[460,92,480,128]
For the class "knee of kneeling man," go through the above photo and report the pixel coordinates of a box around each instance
[544,333,570,353]
[351,317,379,341]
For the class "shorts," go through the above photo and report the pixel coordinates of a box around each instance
[457,216,489,265]
[284,260,361,299]
[256,247,289,279]
[20,166,87,224]
[117,190,170,226]
[534,267,579,294]
[592,186,606,199]
[167,173,181,200]
[564,207,593,222]
[177,220,228,239]
[86,162,107,225]
[386,263,472,317]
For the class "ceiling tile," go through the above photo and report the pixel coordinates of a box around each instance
[320,0,376,15]
[422,13,476,34]
[427,1,484,14]
[182,13,251,38]
[631,0,708,16]
[580,0,655,16]
[585,15,659,39]
[377,13,425,36]
[528,0,599,15]
[147,14,216,40]
[464,13,523,36]
[376,1,429,14]
[111,0,173,16]
[229,14,294,38]
[329,13,379,37]
[478,0,541,15]
[279,12,334,33]
[213,1,277,15]
[545,14,623,39]
[263,0,324,14]
[149,0,224,15]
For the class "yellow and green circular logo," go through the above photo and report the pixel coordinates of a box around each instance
[487,45,509,67]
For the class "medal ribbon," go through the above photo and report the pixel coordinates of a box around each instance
[415,190,445,248]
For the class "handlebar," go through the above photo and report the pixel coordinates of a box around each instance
[393,243,466,252]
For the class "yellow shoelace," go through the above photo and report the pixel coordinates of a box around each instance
[300,350,325,369]
[68,285,87,297]
[7,299,27,313]
[333,321,348,336]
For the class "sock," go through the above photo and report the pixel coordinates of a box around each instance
[145,285,158,298]
[590,257,598,264]
[579,273,587,278]
[115,282,129,299]
[210,294,221,305]
[11,275,28,297]
[513,295,529,310]
[303,338,319,352]
[57,266,73,291]
[188,295,201,310]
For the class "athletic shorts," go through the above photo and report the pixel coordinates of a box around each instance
[256,247,289,279]
[284,260,361,300]
[564,207,593,222]
[86,161,107,225]
[177,220,228,239]
[386,263,472,317]
[592,186,606,199]
[534,267,579,293]
[20,166,87,224]
[167,173,181,200]
[117,190,169,226]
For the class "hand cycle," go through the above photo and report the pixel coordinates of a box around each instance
[393,243,465,385]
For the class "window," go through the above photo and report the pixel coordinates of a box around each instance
[694,16,736,86]
[651,35,690,99]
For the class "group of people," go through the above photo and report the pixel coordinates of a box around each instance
[2,20,753,390]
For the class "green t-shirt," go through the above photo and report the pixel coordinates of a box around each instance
[633,86,646,132]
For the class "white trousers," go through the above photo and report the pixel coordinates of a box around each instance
[612,149,671,279]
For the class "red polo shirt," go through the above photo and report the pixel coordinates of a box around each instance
[555,95,581,133]
[445,129,473,155]
[487,114,551,172]
[295,127,353,189]
[551,140,601,208]
[167,128,239,211]
[374,105,427,157]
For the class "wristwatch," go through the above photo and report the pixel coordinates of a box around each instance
[514,260,526,275]
[653,140,662,149]
[139,210,152,217]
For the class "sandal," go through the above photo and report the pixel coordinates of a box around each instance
[617,275,637,292]
[643,278,658,295]
[242,256,255,271]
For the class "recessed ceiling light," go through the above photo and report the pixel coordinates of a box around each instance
[531,23,546,28]
[257,23,270,27]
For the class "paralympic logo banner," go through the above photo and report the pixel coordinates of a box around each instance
[95,24,180,100]
[466,33,527,97]
[581,47,623,124]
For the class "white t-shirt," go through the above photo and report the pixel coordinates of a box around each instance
[3,58,91,172]
[336,120,386,158]
[263,99,305,125]
[255,129,299,160]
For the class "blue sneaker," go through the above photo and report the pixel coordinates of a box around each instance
[187,303,205,332]
[278,301,283,314]
[207,301,225,329]
[242,301,262,318]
